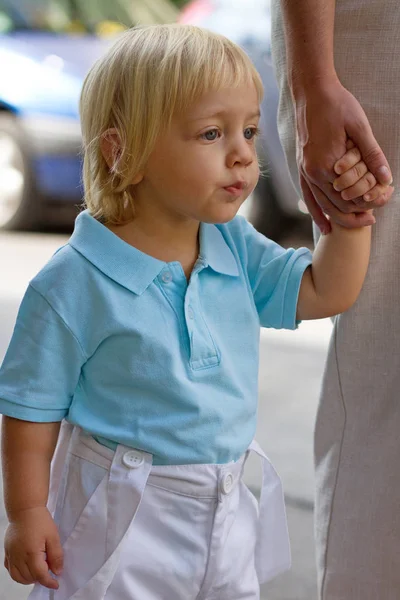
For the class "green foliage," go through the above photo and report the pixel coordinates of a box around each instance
[171,0,189,7]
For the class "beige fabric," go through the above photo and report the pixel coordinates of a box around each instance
[271,2,400,598]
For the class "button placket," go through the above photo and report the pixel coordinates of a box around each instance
[185,277,195,326]
[184,273,220,370]
[161,270,172,284]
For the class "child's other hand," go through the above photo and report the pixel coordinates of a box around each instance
[333,140,394,204]
[4,506,63,590]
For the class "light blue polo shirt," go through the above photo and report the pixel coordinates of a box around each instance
[0,211,312,465]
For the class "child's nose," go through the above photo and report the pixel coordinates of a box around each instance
[227,139,254,168]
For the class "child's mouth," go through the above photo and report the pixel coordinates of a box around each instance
[223,181,246,196]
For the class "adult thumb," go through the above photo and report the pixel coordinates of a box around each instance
[347,119,392,186]
[46,534,64,576]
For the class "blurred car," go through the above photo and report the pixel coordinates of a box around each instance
[0,0,178,231]
[179,0,307,240]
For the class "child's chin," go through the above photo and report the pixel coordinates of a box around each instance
[203,206,241,225]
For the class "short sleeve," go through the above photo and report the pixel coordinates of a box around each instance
[242,220,312,329]
[0,285,85,421]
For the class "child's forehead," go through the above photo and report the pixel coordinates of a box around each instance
[179,83,261,122]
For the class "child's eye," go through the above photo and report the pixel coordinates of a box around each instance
[244,127,260,140]
[201,129,220,141]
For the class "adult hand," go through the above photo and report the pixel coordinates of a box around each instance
[295,79,393,233]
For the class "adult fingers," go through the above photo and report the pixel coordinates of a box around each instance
[299,173,331,234]
[302,173,366,227]
[346,120,392,185]
[318,179,369,214]
[309,181,375,228]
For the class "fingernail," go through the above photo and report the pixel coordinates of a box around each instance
[364,193,372,201]
[377,166,392,184]
[333,181,340,191]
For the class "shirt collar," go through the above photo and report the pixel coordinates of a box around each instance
[69,210,238,296]
[199,223,239,277]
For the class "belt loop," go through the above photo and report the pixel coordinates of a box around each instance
[106,447,152,557]
[70,445,153,600]
[248,440,291,583]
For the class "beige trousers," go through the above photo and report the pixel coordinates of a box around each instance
[271,2,400,598]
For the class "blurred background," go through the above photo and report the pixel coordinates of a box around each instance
[0,0,309,239]
[0,2,330,599]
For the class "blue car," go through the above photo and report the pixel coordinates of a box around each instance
[0,0,177,231]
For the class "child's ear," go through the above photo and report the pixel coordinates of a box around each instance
[100,128,143,184]
[100,128,121,170]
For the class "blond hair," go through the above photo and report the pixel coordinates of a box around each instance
[80,24,264,224]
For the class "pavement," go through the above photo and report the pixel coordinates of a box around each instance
[0,229,331,600]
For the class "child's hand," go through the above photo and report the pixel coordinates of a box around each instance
[4,506,63,590]
[333,140,394,203]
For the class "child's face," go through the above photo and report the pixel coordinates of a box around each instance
[136,82,260,225]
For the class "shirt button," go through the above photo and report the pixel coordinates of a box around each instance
[187,307,195,320]
[161,271,172,284]
[221,472,234,495]
[122,450,144,469]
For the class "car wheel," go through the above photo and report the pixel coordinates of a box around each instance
[249,176,296,242]
[0,113,41,231]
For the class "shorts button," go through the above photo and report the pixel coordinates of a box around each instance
[221,472,234,495]
[122,450,144,468]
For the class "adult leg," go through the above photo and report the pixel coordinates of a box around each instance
[271,1,400,597]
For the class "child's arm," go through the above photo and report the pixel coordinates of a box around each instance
[296,141,394,320]
[2,417,63,590]
[296,220,371,319]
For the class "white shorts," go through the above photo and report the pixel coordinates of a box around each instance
[29,423,290,600]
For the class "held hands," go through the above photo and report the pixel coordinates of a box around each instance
[296,142,377,320]
[332,139,394,228]
[4,506,63,590]
[296,80,394,233]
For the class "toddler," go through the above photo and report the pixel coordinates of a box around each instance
[0,24,390,600]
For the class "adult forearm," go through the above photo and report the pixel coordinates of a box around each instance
[1,417,60,520]
[281,0,337,94]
